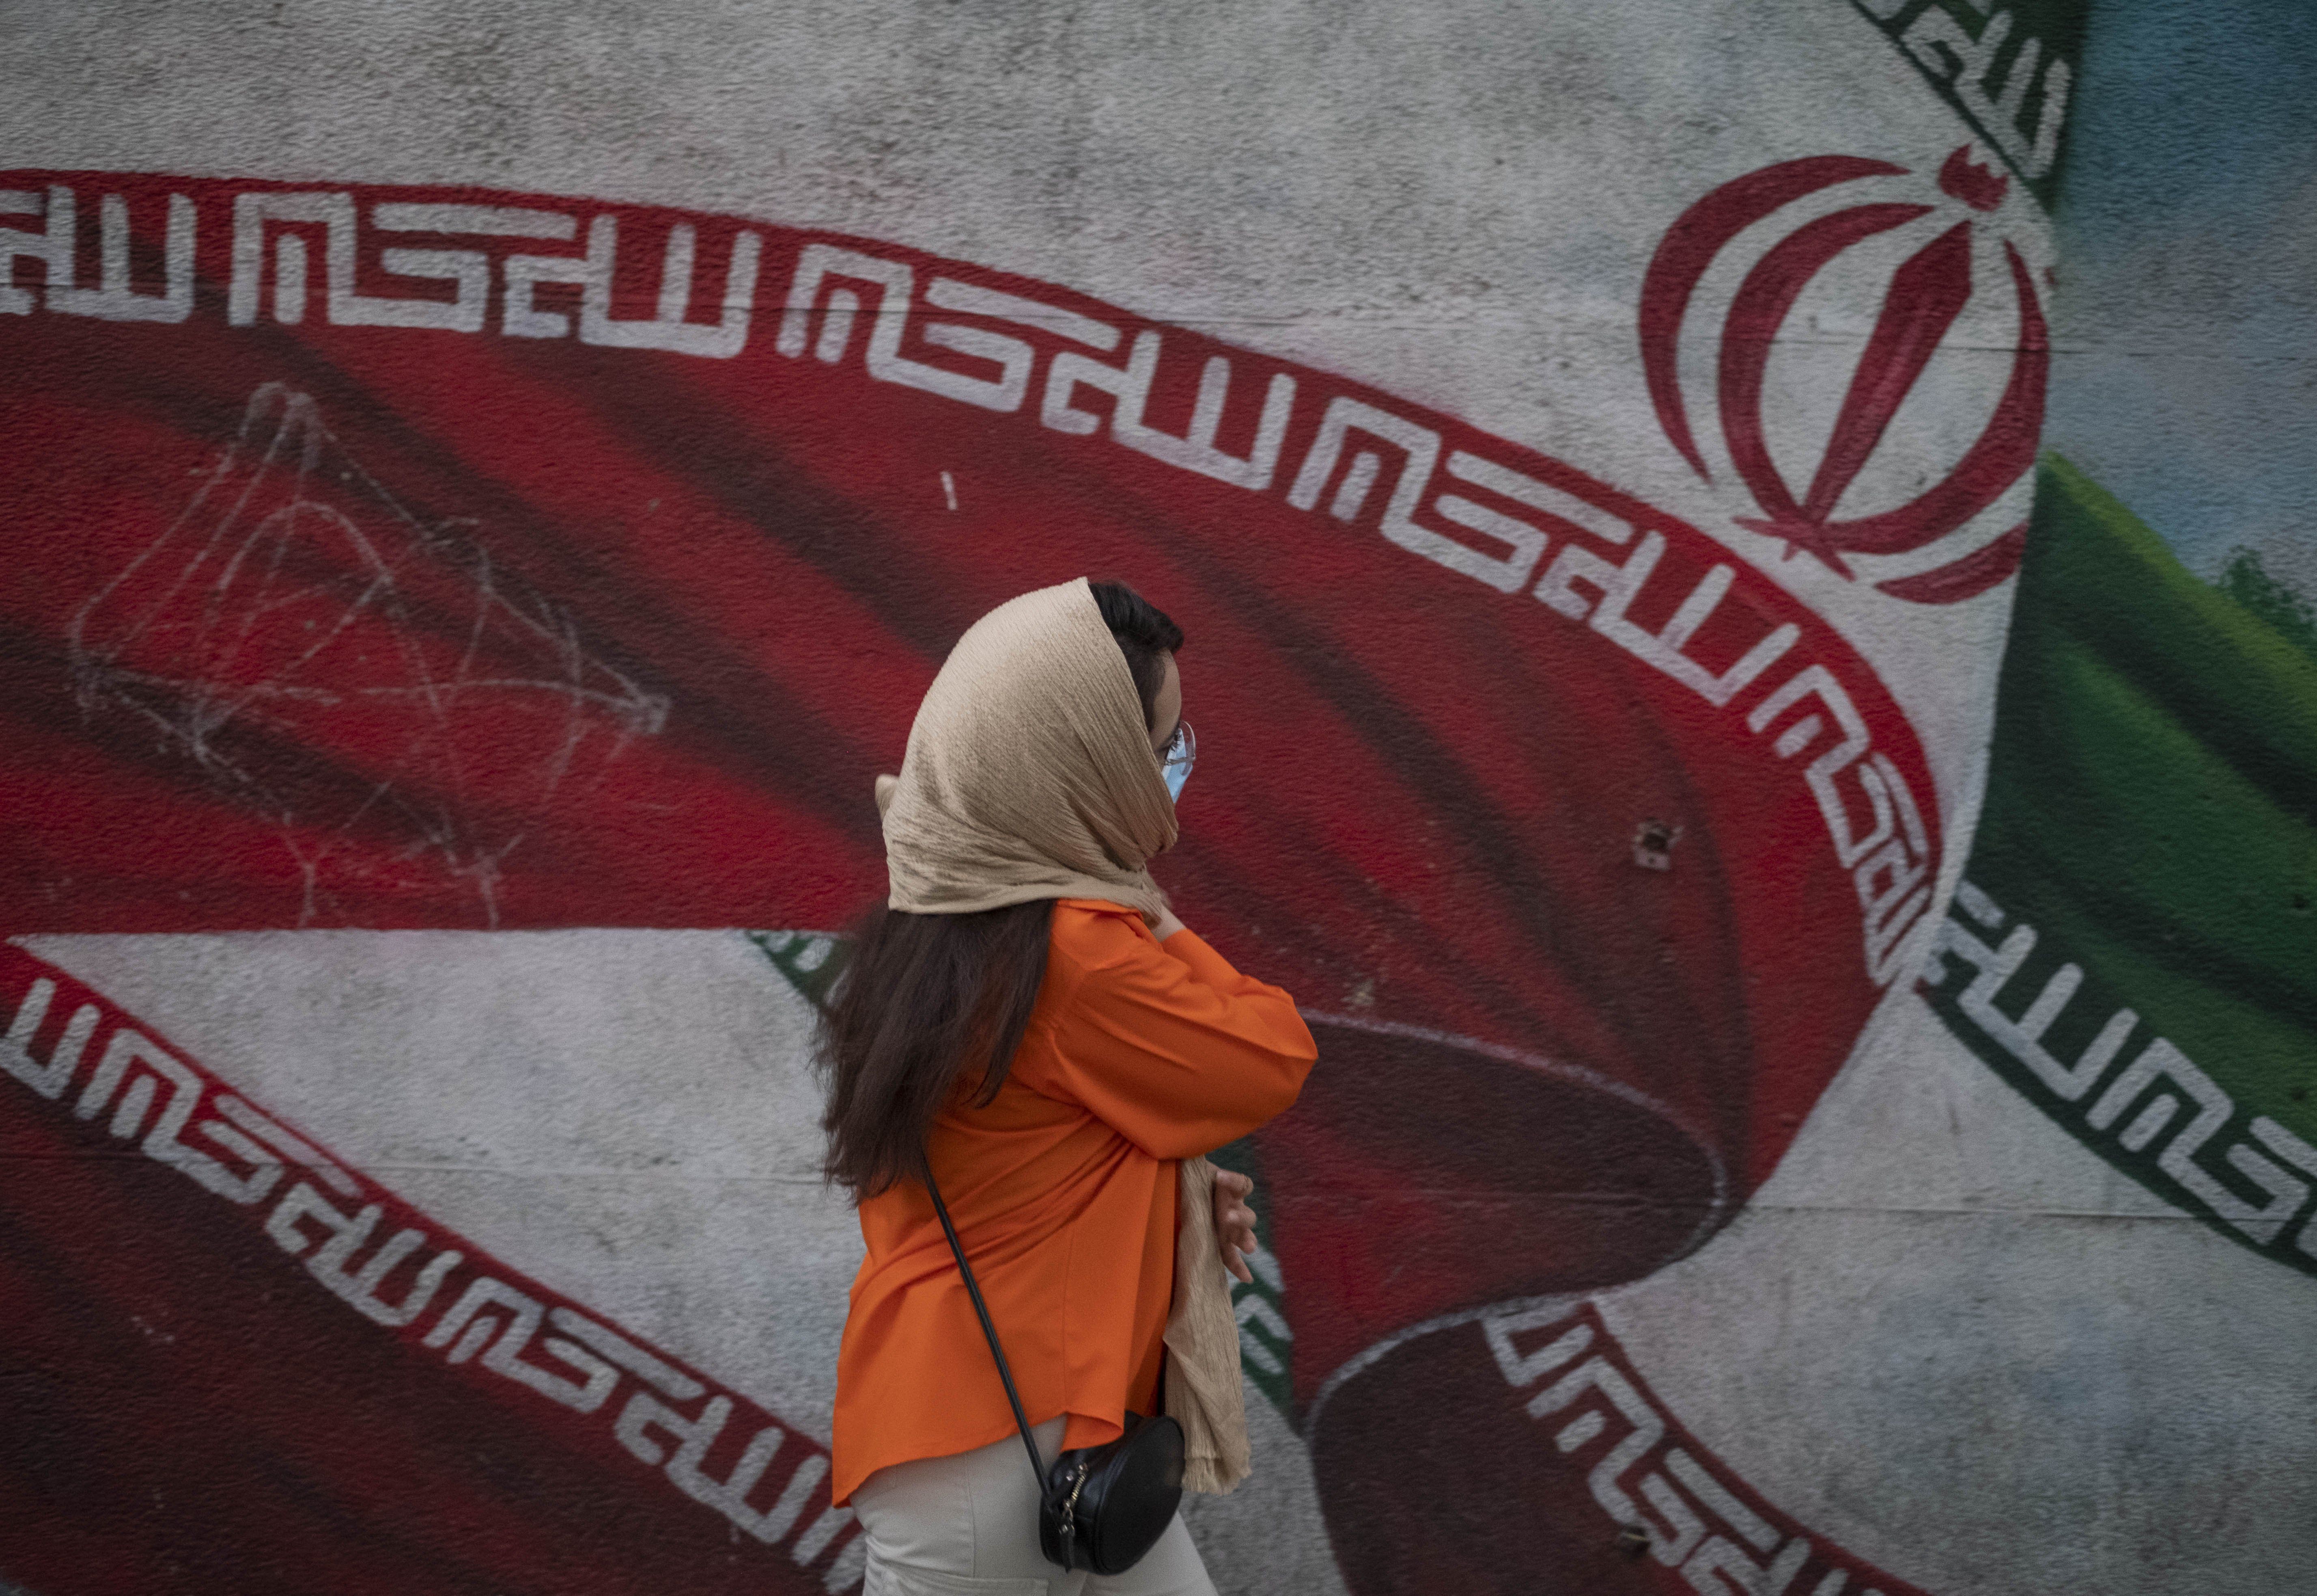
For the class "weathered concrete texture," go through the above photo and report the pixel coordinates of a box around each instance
[0,0,2025,755]
[1614,992,2317,1595]
[2,2,2311,1594]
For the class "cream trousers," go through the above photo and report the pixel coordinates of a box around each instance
[853,1416,1217,1596]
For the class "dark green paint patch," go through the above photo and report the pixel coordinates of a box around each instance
[745,929,853,1011]
[1925,455,2317,1279]
[1850,0,2089,210]
[2216,546,2317,670]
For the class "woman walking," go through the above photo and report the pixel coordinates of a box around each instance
[819,578,1317,1595]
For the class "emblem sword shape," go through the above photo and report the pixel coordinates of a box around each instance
[1639,147,2049,603]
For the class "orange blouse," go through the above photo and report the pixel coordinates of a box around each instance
[829,898,1316,1506]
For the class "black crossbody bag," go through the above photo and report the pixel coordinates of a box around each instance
[924,1168,1184,1575]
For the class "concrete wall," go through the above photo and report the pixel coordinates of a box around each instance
[1,3,2310,1592]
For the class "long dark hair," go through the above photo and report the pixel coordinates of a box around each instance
[818,581,1185,1199]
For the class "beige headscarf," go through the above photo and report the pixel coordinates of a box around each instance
[876,577,1176,922]
[879,577,1249,1494]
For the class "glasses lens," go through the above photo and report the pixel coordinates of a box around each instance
[1162,722,1195,800]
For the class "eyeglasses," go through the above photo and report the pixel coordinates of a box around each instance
[1159,721,1196,802]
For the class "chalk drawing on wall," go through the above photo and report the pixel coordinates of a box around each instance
[53,0,2317,1591]
[65,382,669,927]
[0,148,2023,1596]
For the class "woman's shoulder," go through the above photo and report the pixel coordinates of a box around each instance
[1053,896,1146,923]
[1048,898,1159,971]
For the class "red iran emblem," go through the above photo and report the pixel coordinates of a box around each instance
[1639,148,2048,603]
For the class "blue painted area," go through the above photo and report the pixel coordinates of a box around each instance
[2045,0,2317,587]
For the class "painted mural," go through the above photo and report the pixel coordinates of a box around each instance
[2,1,2310,1593]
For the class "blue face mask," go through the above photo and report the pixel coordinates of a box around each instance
[1160,721,1196,802]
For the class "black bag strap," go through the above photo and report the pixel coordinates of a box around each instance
[923,1165,1051,1496]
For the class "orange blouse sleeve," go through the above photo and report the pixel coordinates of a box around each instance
[1032,908,1317,1159]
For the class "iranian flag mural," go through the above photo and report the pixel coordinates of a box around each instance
[2,2,2310,1594]
[1923,460,2317,1285]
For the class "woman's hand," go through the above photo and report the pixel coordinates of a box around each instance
[1150,905,1186,942]
[1212,1169,1258,1284]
